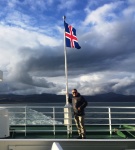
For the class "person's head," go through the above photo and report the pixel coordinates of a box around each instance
[72,89,78,96]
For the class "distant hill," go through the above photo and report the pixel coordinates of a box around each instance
[0,92,135,104]
[85,92,135,102]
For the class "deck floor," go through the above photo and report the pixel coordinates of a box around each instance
[8,133,122,139]
[7,125,135,139]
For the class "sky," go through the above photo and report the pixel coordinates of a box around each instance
[0,0,135,96]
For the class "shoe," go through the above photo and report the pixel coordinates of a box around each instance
[82,136,86,139]
[77,136,82,139]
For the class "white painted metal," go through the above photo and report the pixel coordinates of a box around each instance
[108,108,112,135]
[53,107,56,135]
[64,104,72,136]
[0,105,135,136]
[0,108,9,138]
[63,16,69,105]
[64,104,72,126]
[1,139,135,150]
[51,142,63,150]
[9,145,50,150]
[0,105,134,150]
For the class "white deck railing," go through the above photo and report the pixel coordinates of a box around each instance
[0,106,135,136]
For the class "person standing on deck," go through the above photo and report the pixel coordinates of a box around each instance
[69,89,88,139]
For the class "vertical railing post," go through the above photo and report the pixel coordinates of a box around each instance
[108,107,112,135]
[53,107,56,136]
[25,106,27,136]
[64,104,72,138]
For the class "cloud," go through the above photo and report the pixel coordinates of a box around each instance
[7,0,52,11]
[0,0,135,96]
[84,2,118,25]
[58,0,76,10]
[0,24,62,94]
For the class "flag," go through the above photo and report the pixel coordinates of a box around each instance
[64,21,81,49]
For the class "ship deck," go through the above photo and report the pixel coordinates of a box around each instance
[1,105,135,150]
[8,125,123,139]
[2,125,135,150]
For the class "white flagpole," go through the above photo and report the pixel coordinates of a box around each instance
[63,16,72,137]
[63,16,69,105]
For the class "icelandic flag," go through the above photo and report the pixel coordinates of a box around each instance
[64,21,81,49]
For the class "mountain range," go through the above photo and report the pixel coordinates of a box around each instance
[0,92,135,104]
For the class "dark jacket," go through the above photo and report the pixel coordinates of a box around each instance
[69,93,88,116]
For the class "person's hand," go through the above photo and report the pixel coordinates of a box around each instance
[78,107,81,111]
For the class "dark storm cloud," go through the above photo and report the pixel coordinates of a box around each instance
[7,51,56,90]
[4,13,135,95]
[75,19,135,72]
[17,46,65,77]
[1,0,135,95]
[12,16,135,81]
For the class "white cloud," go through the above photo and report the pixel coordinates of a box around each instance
[0,0,135,96]
[4,11,32,28]
[122,1,135,19]
[84,1,122,25]
[112,76,135,91]
[7,0,49,11]
[80,74,102,82]
[0,24,61,51]
[58,0,76,10]
[0,24,62,83]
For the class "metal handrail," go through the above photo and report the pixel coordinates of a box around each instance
[1,105,135,136]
